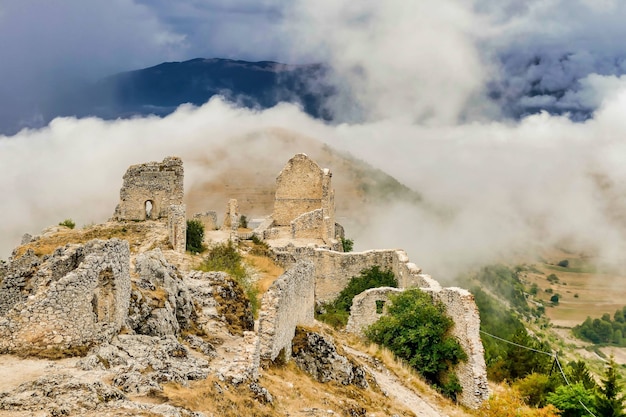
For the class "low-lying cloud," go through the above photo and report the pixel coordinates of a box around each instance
[3,1,626,282]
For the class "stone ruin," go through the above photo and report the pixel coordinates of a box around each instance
[0,152,489,412]
[112,156,187,253]
[0,239,131,354]
[269,154,339,247]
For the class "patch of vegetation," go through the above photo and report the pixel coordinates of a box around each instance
[186,219,205,253]
[249,235,272,257]
[557,259,569,268]
[466,264,531,315]
[340,237,354,253]
[58,218,75,229]
[547,274,559,284]
[573,306,626,345]
[365,288,466,399]
[472,287,552,381]
[198,241,259,317]
[316,266,397,328]
[550,294,560,305]
[239,215,248,229]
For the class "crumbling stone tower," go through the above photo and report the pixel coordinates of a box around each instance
[113,156,184,221]
[272,154,336,244]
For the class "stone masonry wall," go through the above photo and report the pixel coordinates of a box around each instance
[168,204,186,253]
[257,260,315,362]
[345,287,403,335]
[0,239,131,353]
[222,199,240,231]
[273,154,324,226]
[430,287,489,409]
[113,156,184,221]
[344,285,489,409]
[309,248,440,304]
[291,209,324,240]
[193,211,218,231]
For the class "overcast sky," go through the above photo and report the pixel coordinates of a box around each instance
[3,1,626,277]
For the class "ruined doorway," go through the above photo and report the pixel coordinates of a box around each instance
[145,200,154,220]
[92,267,115,323]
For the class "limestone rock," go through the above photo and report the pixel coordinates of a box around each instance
[184,270,254,336]
[79,335,210,395]
[0,374,125,415]
[127,249,195,336]
[292,329,368,388]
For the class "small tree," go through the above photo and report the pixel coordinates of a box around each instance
[546,383,597,417]
[341,237,354,252]
[365,288,467,399]
[58,219,76,229]
[186,219,205,253]
[239,215,248,229]
[595,356,626,417]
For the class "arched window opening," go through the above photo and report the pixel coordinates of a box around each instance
[145,200,153,220]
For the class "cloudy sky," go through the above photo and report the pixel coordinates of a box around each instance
[2,1,626,278]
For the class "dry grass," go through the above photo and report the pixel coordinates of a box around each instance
[16,344,92,360]
[14,222,164,257]
[244,253,284,294]
[162,376,276,417]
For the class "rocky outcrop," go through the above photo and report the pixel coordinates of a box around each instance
[292,328,368,388]
[79,335,210,395]
[184,270,254,336]
[127,249,194,337]
[0,239,130,354]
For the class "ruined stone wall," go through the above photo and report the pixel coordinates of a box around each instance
[193,211,218,231]
[291,209,324,240]
[257,260,315,362]
[431,287,489,409]
[345,285,489,409]
[168,204,186,253]
[309,248,440,304]
[221,199,240,231]
[345,287,403,335]
[113,156,184,221]
[0,239,131,353]
[273,154,324,226]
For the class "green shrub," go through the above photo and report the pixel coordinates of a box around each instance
[186,219,205,253]
[239,215,248,229]
[547,274,559,283]
[316,266,397,328]
[557,259,569,268]
[341,237,354,252]
[365,288,466,399]
[58,219,75,229]
[197,241,258,316]
[550,294,560,305]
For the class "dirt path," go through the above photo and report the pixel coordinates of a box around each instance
[343,346,447,417]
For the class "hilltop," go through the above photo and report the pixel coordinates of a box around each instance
[0,153,486,416]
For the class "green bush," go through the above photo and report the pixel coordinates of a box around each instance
[316,266,397,328]
[58,219,75,229]
[197,241,259,316]
[547,274,559,283]
[340,237,354,252]
[186,219,205,253]
[239,215,248,229]
[365,288,467,399]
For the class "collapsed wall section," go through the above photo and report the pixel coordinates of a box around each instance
[257,260,315,362]
[113,156,184,221]
[0,239,131,353]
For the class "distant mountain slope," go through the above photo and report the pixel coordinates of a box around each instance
[2,58,334,135]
